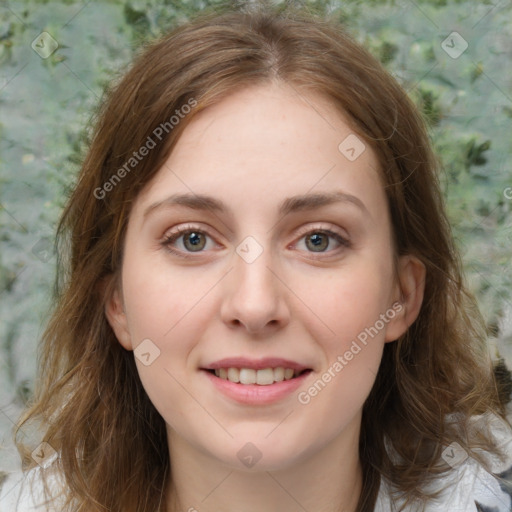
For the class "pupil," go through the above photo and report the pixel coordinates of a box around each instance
[308,233,327,252]
[186,232,204,251]
[189,233,201,245]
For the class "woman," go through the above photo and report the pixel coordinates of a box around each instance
[3,2,511,511]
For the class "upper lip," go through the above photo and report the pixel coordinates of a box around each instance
[202,357,311,372]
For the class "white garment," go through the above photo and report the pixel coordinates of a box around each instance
[374,457,512,512]
[0,467,66,512]
[374,413,512,511]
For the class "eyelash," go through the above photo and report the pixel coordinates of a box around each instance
[160,223,351,259]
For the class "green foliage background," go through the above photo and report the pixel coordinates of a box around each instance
[0,0,511,470]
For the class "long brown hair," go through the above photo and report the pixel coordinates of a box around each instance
[14,2,510,511]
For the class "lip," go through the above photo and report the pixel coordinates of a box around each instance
[201,368,312,405]
[202,357,310,372]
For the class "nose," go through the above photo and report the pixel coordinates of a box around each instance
[220,241,290,336]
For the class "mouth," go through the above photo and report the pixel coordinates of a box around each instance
[203,367,312,386]
[201,358,313,404]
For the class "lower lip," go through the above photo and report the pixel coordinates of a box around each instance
[202,370,311,405]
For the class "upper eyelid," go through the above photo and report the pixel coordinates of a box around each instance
[162,222,347,239]
[293,222,348,239]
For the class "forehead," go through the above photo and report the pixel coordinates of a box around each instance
[134,82,386,223]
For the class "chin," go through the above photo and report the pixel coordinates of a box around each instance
[211,435,312,473]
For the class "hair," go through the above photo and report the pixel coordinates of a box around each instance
[13,2,511,511]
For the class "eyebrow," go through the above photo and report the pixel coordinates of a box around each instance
[143,190,369,220]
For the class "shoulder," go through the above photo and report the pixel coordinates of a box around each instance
[0,466,66,512]
[375,414,512,511]
[375,460,512,512]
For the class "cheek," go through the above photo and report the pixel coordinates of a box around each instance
[296,272,388,431]
[119,253,217,407]
[304,260,394,347]
[120,255,212,427]
[293,257,395,424]
[121,252,211,343]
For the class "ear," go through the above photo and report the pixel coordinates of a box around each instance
[103,277,133,351]
[384,254,426,342]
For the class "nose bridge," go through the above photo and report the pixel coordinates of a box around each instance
[233,234,279,300]
[221,234,288,332]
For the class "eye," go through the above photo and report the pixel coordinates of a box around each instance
[161,224,351,259]
[293,226,351,256]
[161,225,217,256]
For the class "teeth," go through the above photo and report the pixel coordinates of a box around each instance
[256,368,274,385]
[213,367,301,385]
[274,367,285,382]
[239,368,256,385]
[227,367,240,383]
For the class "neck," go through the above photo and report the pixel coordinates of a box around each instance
[165,421,363,512]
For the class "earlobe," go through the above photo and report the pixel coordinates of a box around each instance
[384,255,426,342]
[103,279,133,351]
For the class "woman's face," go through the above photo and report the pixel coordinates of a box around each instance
[106,82,423,471]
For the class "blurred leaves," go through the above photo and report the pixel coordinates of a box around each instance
[465,138,491,170]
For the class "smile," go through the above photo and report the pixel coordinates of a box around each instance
[211,367,308,385]
[201,357,313,404]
